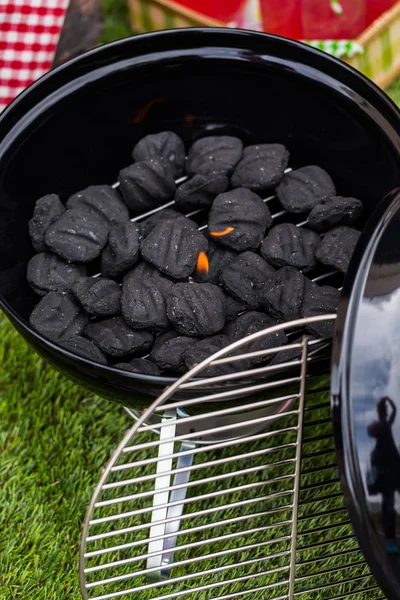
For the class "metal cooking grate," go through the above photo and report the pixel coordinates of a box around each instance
[107,168,342,290]
[80,316,383,600]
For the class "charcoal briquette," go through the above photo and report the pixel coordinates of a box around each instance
[141,218,207,279]
[132,131,186,178]
[121,276,170,332]
[72,277,121,316]
[193,241,237,284]
[101,221,140,277]
[167,282,226,336]
[183,334,239,378]
[123,261,175,295]
[307,196,363,232]
[315,226,360,273]
[219,251,275,309]
[174,172,229,210]
[27,252,86,296]
[260,223,320,270]
[139,208,185,239]
[118,158,176,213]
[225,311,287,365]
[66,185,129,227]
[45,208,109,263]
[231,144,289,190]
[301,283,340,337]
[186,136,243,177]
[224,294,247,322]
[114,358,160,375]
[150,332,198,372]
[57,335,108,365]
[208,188,272,251]
[85,316,154,357]
[29,292,89,340]
[276,165,336,213]
[29,193,65,252]
[261,267,310,322]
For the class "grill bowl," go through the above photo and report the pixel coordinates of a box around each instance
[1,28,400,409]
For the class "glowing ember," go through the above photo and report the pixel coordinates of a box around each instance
[131,98,165,124]
[196,251,209,274]
[209,227,234,237]
[184,113,195,126]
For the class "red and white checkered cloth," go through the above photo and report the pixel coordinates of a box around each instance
[0,0,69,112]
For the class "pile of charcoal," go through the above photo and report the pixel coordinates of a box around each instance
[27,131,362,377]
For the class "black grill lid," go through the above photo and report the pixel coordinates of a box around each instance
[332,187,400,599]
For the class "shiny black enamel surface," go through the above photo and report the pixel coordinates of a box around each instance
[333,188,400,598]
[2,28,400,408]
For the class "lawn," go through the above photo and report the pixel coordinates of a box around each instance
[1,3,399,598]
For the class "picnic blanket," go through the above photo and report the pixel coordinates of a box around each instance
[0,0,69,111]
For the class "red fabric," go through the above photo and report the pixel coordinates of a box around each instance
[0,0,69,112]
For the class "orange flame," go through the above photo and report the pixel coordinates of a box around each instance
[209,227,234,237]
[196,251,209,275]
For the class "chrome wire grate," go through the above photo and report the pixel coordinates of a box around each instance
[108,168,342,290]
[80,316,383,600]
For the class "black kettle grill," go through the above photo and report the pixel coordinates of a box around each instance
[2,28,400,599]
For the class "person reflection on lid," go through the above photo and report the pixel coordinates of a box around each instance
[368,397,400,554]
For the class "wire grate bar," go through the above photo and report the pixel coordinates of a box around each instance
[324,587,383,600]
[301,477,340,492]
[138,393,299,433]
[122,425,298,454]
[86,498,294,542]
[89,483,295,526]
[293,572,374,596]
[298,491,343,506]
[204,338,327,369]
[303,401,331,413]
[85,516,292,558]
[84,527,292,577]
[298,546,361,566]
[86,553,291,590]
[295,560,367,581]
[298,518,351,539]
[102,456,296,491]
[122,412,299,453]
[95,469,295,508]
[302,448,334,460]
[172,359,302,387]
[298,506,347,522]
[301,463,338,476]
[297,533,356,552]
[210,590,289,600]
[302,432,334,444]
[87,567,291,600]
[139,377,301,408]
[112,438,297,472]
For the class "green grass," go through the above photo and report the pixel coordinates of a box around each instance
[1,7,400,597]
[387,77,400,106]
[0,315,129,599]
[100,0,133,44]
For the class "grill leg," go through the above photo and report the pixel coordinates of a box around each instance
[160,441,196,578]
[146,410,196,580]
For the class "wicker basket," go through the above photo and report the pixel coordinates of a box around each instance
[128,0,400,88]
[344,2,400,88]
